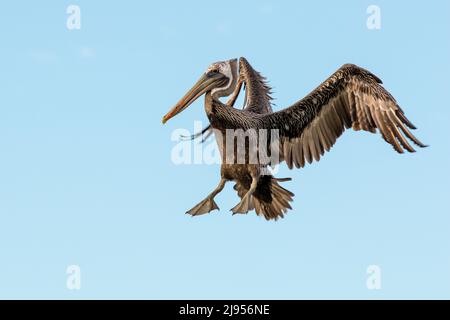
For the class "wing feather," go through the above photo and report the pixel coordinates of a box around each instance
[258,64,426,169]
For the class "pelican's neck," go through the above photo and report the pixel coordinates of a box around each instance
[204,91,226,121]
[204,91,215,115]
[204,91,237,131]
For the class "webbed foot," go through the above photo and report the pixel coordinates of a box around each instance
[186,197,219,216]
[231,195,254,214]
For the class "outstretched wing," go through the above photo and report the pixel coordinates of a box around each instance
[231,57,273,114]
[260,64,426,169]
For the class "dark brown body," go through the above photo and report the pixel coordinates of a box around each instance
[202,92,294,220]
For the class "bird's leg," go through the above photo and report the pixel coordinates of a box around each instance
[186,178,226,216]
[231,174,259,215]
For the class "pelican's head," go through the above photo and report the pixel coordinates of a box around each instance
[162,58,238,124]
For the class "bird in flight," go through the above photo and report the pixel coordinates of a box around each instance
[162,58,426,220]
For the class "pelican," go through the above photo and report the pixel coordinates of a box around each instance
[162,58,426,220]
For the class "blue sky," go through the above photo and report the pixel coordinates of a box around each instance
[0,0,449,299]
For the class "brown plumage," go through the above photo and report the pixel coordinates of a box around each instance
[162,58,426,221]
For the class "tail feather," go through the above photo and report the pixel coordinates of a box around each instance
[234,176,295,220]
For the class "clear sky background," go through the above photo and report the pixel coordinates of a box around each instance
[0,0,449,299]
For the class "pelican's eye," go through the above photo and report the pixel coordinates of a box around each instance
[208,69,220,76]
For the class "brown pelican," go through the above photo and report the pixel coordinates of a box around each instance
[162,58,426,220]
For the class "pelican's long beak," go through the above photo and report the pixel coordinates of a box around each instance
[162,72,226,124]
